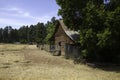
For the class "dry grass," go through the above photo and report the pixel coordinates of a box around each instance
[0,44,27,51]
[0,44,120,80]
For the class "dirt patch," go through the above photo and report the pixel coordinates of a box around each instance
[0,44,120,80]
[23,48,72,67]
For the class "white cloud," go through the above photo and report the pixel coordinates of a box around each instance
[0,18,36,28]
[0,7,37,28]
[35,11,61,23]
[0,7,33,18]
[0,6,60,28]
[0,18,24,26]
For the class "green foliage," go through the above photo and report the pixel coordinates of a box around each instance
[35,23,46,44]
[44,17,58,44]
[0,28,3,42]
[0,22,47,44]
[97,28,111,48]
[19,26,29,43]
[29,25,36,43]
[56,0,120,63]
[44,22,54,44]
[0,17,57,45]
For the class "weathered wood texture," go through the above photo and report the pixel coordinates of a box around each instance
[50,20,80,56]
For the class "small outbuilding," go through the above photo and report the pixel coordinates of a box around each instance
[49,20,80,57]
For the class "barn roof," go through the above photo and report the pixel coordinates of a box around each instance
[65,31,79,41]
[50,20,80,42]
[59,20,68,30]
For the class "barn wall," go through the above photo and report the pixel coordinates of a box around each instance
[65,44,80,59]
[55,36,66,55]
[54,25,74,56]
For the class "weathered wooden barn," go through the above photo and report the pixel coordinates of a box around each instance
[49,20,80,57]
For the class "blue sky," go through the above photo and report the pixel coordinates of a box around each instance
[0,0,60,28]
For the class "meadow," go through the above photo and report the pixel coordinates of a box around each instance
[0,44,120,80]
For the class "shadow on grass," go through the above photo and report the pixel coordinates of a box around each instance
[87,63,120,73]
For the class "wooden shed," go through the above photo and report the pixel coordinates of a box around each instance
[49,20,80,56]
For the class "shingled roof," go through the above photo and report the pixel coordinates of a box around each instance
[60,20,79,42]
[59,20,68,30]
[65,30,79,41]
[50,20,80,42]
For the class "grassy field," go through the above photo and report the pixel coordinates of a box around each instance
[0,44,120,80]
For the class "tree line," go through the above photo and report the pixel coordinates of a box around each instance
[56,0,120,63]
[0,17,57,44]
[0,0,119,63]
